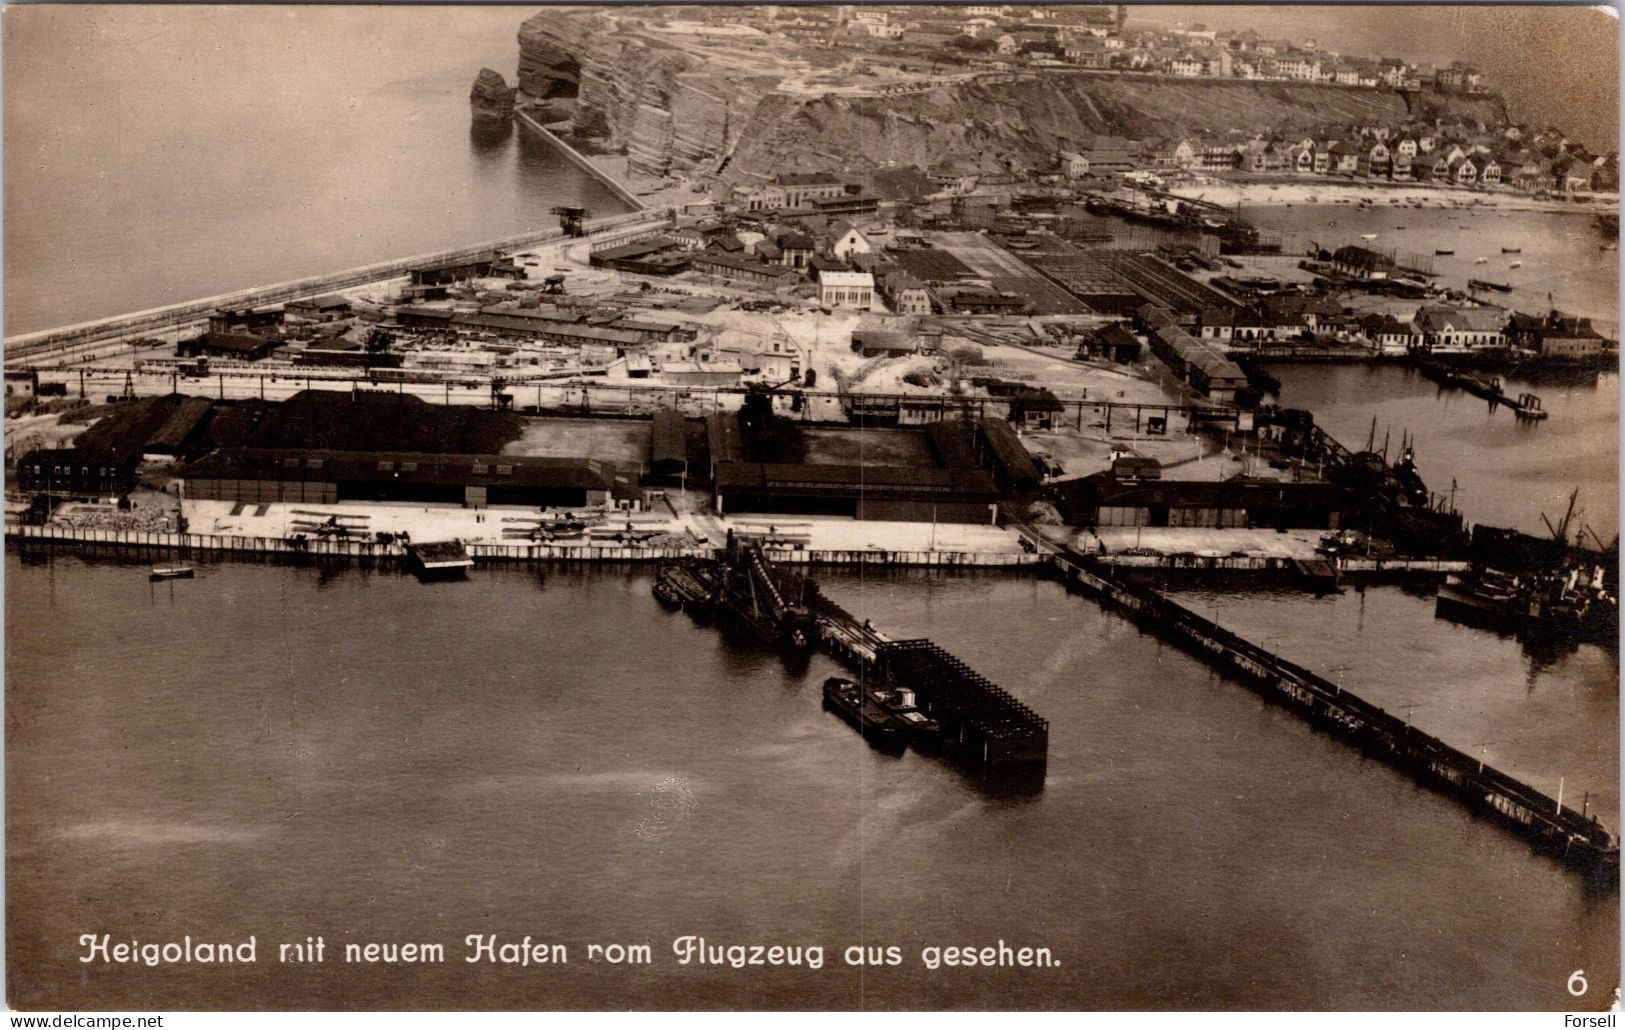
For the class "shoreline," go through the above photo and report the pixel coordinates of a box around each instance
[1169,176,1620,215]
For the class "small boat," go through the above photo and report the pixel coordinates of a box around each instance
[1474,257,1488,264]
[1501,247,1521,253]
[1360,233,1378,240]
[1435,249,1454,255]
[149,565,194,580]
[1468,278,1513,293]
[1509,260,1523,269]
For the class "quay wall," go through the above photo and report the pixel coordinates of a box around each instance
[4,524,1037,568]
[515,108,646,211]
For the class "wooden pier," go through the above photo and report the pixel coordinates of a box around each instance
[808,585,1050,771]
[1048,547,1618,884]
[1409,355,1549,420]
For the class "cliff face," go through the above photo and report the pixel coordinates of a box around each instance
[519,12,773,178]
[726,80,1506,181]
[469,68,516,125]
[516,11,1511,184]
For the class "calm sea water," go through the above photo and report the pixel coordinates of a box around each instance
[3,6,629,336]
[1240,203,1620,337]
[5,556,1617,1010]
[1263,363,1619,541]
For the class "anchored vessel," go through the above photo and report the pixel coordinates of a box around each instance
[1436,565,1618,646]
[822,676,942,752]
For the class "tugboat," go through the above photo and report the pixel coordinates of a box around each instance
[822,677,908,752]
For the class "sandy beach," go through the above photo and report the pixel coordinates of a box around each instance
[1169,176,1619,215]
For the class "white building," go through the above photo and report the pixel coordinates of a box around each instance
[819,270,875,310]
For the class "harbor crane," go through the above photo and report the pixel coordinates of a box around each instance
[1542,488,1583,546]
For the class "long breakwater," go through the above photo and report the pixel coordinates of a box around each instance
[1048,547,1620,884]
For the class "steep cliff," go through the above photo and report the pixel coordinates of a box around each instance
[515,11,1511,184]
[518,12,774,179]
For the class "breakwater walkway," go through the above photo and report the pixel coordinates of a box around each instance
[5,208,667,364]
[514,109,645,212]
[1048,546,1620,883]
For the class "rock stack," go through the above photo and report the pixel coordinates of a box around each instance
[469,68,517,126]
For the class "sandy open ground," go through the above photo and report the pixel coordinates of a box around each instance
[1170,177,1619,214]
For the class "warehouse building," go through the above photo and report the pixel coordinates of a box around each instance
[1073,474,1346,529]
[649,409,692,482]
[712,463,1000,524]
[180,449,634,509]
[16,449,138,499]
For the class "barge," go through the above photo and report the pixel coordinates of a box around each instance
[652,558,721,616]
[822,677,908,752]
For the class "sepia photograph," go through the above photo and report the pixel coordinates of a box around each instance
[2,1,1619,1014]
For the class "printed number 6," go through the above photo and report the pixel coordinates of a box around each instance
[1569,970,1589,997]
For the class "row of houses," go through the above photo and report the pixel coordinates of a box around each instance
[1156,134,1607,193]
[1195,299,1609,359]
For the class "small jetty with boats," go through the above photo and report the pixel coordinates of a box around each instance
[651,533,1048,774]
[1407,354,1549,420]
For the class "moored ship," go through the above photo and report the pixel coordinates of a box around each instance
[822,677,908,752]
[1436,564,1617,647]
[652,558,721,616]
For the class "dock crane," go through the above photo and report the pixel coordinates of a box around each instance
[721,536,820,650]
[1542,487,1583,546]
[551,206,588,238]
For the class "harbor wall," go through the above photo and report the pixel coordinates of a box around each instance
[1048,549,1618,881]
[515,108,647,212]
[1099,553,1468,574]
[5,208,665,361]
[4,524,1038,568]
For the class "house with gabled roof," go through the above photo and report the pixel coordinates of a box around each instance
[1415,305,1505,350]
